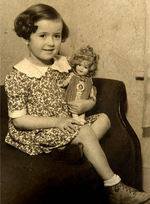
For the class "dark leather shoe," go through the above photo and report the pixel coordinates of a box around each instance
[107,182,150,204]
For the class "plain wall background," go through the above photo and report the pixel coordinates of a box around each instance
[1,0,150,190]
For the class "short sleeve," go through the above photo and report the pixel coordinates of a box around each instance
[5,69,29,118]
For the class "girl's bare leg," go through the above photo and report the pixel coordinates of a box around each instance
[72,124,114,180]
[91,113,111,140]
[72,114,150,204]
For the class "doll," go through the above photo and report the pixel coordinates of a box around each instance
[61,45,99,124]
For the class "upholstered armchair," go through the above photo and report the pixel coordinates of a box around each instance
[1,78,142,204]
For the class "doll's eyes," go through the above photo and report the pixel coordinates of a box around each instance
[79,65,88,69]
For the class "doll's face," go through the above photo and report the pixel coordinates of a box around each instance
[76,60,90,76]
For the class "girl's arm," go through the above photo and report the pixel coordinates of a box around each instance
[68,99,96,115]
[13,115,81,132]
[13,115,59,130]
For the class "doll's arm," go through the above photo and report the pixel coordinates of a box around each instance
[59,72,74,87]
[90,85,97,101]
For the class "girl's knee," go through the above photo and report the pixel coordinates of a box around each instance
[98,113,111,129]
[72,125,95,144]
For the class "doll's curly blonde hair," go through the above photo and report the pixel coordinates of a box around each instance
[69,45,99,77]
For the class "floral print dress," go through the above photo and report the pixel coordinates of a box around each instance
[5,56,100,155]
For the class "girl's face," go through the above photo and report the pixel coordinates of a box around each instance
[76,60,90,76]
[27,19,63,65]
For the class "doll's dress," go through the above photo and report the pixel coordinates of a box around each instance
[64,74,94,124]
[5,56,102,155]
[65,74,93,102]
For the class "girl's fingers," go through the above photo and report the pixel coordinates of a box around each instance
[69,109,78,114]
[63,120,81,133]
[71,119,82,125]
[68,103,77,109]
[64,126,75,133]
[68,106,77,112]
[60,118,82,132]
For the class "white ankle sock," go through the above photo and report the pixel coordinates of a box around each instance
[104,174,121,187]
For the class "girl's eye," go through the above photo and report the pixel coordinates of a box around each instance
[39,34,46,38]
[54,34,61,39]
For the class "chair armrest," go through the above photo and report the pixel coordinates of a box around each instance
[91,78,142,190]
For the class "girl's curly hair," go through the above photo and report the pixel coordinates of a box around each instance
[14,4,69,41]
[69,45,99,77]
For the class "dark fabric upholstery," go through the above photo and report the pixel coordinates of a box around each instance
[0,78,142,204]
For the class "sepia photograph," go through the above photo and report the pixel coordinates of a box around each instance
[0,0,150,203]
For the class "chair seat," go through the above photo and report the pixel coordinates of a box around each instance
[0,78,142,204]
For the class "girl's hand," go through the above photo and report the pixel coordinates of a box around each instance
[68,99,96,115]
[57,118,82,133]
[57,81,64,87]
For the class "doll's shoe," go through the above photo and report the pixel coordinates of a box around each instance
[72,115,85,125]
[107,182,150,204]
[79,118,86,125]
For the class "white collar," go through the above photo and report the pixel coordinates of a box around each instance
[14,55,72,78]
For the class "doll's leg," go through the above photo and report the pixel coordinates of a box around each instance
[79,113,86,123]
[72,113,81,121]
[72,113,86,125]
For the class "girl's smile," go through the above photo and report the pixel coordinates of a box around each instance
[27,19,63,66]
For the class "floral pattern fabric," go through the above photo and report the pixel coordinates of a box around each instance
[5,60,100,155]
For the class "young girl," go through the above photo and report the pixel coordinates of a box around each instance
[59,45,98,124]
[5,4,150,204]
